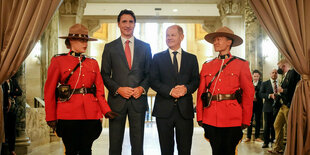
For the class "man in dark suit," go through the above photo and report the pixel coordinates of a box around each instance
[244,70,263,142]
[150,25,199,155]
[269,59,300,154]
[260,69,278,148]
[2,77,22,155]
[101,9,152,155]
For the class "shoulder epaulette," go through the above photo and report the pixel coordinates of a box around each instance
[234,56,246,62]
[53,53,67,57]
[204,58,216,64]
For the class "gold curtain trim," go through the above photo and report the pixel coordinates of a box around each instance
[301,74,310,80]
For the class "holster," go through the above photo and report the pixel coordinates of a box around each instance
[57,84,71,102]
[90,84,96,97]
[201,92,212,107]
[235,89,243,104]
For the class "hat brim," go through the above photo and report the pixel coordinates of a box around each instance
[59,36,97,41]
[204,32,243,47]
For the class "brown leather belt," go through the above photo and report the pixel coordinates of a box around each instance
[211,94,236,101]
[71,87,93,94]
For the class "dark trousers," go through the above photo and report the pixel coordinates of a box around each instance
[109,101,145,155]
[203,124,243,155]
[156,106,193,155]
[57,120,102,155]
[247,101,262,139]
[3,111,16,152]
[263,112,275,145]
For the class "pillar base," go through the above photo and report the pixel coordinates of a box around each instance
[50,129,61,142]
[15,136,31,155]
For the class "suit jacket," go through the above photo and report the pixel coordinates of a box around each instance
[279,69,300,108]
[150,49,199,119]
[254,80,263,105]
[2,78,22,112]
[259,80,276,112]
[101,37,152,113]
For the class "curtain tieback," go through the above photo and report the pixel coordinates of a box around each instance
[301,74,310,80]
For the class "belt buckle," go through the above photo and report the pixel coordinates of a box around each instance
[216,94,222,101]
[80,87,87,94]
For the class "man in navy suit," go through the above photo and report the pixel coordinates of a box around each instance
[260,69,278,148]
[101,9,152,155]
[150,25,199,155]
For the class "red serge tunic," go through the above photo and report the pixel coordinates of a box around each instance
[44,52,111,121]
[196,55,254,127]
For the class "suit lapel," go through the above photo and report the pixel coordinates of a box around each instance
[179,50,187,75]
[116,37,131,70]
[132,38,141,70]
[281,70,291,87]
[267,80,274,93]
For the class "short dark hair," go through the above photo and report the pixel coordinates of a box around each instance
[117,9,136,23]
[65,38,71,49]
[252,69,261,76]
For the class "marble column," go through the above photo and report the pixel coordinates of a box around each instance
[40,11,60,143]
[15,63,31,155]
[218,0,245,58]
[41,11,60,96]
[84,19,100,56]
[76,0,86,24]
[59,0,78,53]
[244,0,263,72]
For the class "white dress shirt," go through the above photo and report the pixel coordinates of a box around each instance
[121,36,134,66]
[269,78,278,98]
[168,48,182,72]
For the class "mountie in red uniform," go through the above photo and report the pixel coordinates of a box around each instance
[44,52,111,121]
[196,53,254,127]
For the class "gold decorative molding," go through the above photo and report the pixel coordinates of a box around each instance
[195,24,208,40]
[93,23,108,41]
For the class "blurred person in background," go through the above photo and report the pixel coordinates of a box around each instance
[244,70,263,143]
[2,76,22,155]
[260,69,278,148]
[268,59,300,154]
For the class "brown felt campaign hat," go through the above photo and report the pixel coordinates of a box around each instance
[204,26,243,47]
[59,24,97,41]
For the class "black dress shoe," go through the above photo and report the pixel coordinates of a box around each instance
[262,144,269,148]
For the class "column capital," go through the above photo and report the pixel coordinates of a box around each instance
[59,0,78,15]
[244,0,258,28]
[76,0,87,23]
[218,0,244,18]
[83,19,101,36]
[59,0,86,23]
[203,18,222,33]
